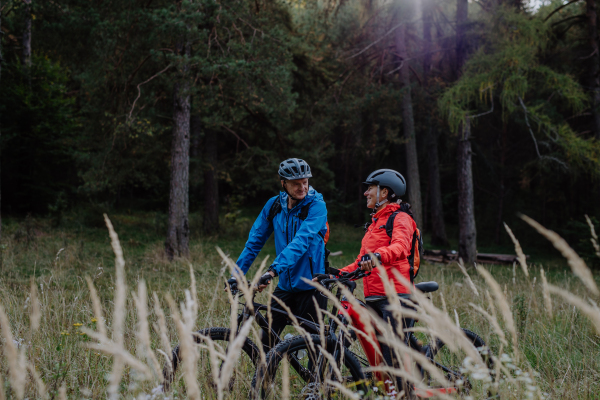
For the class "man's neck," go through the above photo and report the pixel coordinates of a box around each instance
[288,197,298,210]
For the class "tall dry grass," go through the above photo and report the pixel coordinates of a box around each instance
[0,213,598,399]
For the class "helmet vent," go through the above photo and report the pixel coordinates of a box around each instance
[278,158,313,179]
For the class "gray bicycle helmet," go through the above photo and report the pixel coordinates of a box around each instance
[363,169,406,197]
[278,158,312,180]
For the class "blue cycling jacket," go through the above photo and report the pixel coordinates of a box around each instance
[236,187,327,292]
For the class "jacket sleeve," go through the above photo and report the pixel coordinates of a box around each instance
[235,197,276,274]
[375,212,415,265]
[270,200,327,276]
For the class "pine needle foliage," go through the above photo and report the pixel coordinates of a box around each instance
[440,6,600,177]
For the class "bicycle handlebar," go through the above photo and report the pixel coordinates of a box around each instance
[320,268,370,289]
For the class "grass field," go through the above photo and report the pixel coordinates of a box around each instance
[0,212,599,399]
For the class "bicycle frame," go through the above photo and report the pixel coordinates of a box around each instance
[232,288,329,382]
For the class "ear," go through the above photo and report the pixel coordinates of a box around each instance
[380,187,388,199]
[281,180,285,188]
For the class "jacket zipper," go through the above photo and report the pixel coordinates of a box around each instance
[284,200,302,291]
[309,257,314,278]
[364,217,376,297]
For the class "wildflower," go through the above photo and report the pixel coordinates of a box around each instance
[73,323,83,327]
[60,331,70,336]
[91,318,97,323]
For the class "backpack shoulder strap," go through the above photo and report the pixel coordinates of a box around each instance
[385,210,401,238]
[267,198,282,225]
[298,203,311,220]
[298,202,328,242]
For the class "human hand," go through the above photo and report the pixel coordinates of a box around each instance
[225,277,238,292]
[359,253,381,272]
[312,273,334,282]
[257,271,275,292]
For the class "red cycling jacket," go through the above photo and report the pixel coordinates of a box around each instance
[341,203,416,297]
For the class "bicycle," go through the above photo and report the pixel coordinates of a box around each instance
[252,270,493,399]
[162,280,334,393]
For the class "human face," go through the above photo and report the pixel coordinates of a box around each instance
[364,185,388,209]
[282,178,309,200]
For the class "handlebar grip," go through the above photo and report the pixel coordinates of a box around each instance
[320,278,336,286]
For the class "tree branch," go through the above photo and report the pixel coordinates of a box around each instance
[220,125,250,149]
[127,64,172,122]
[551,14,586,27]
[347,19,418,60]
[469,86,494,119]
[518,96,542,159]
[544,0,582,22]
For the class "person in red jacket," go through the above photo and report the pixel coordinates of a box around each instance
[314,169,417,395]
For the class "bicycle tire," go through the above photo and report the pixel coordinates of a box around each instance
[163,327,261,392]
[251,334,367,399]
[422,328,493,393]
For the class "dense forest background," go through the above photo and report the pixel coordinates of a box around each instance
[1,0,600,264]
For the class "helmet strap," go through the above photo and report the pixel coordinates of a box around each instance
[282,181,300,206]
[373,185,388,213]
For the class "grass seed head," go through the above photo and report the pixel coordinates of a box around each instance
[540,269,553,317]
[521,214,599,296]
[585,214,600,258]
[0,303,26,399]
[504,223,529,278]
[458,257,479,296]
[477,266,519,359]
[29,278,41,331]
[547,284,600,335]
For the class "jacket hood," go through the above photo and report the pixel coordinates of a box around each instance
[279,186,322,209]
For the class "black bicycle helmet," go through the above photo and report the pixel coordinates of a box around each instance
[278,158,312,180]
[363,169,406,197]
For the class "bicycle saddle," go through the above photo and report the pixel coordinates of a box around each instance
[414,281,439,293]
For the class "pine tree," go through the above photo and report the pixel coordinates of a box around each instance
[441,5,600,259]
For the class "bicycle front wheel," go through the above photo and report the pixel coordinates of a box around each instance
[164,327,261,394]
[422,328,493,394]
[252,334,367,399]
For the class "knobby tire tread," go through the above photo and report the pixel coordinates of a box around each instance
[251,334,366,399]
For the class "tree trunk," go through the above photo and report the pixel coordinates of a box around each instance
[457,118,477,266]
[456,0,468,74]
[427,127,449,247]
[585,0,600,139]
[22,0,32,67]
[165,79,191,260]
[423,0,448,246]
[203,128,219,234]
[0,0,3,269]
[395,23,423,227]
[190,115,201,159]
[494,121,508,244]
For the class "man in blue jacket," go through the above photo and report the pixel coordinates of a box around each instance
[228,158,328,350]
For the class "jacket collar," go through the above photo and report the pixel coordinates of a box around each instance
[279,186,317,211]
[372,202,401,220]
